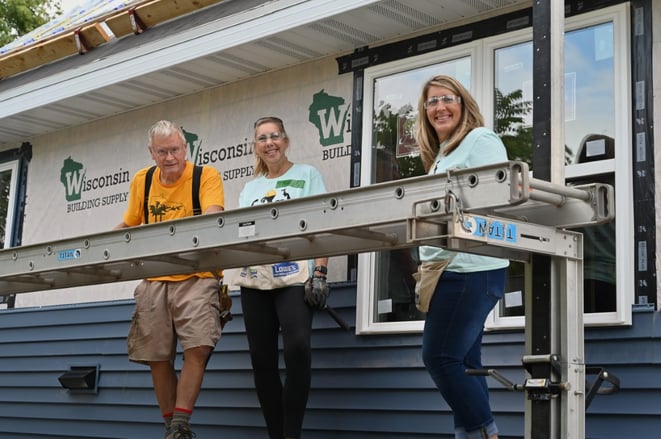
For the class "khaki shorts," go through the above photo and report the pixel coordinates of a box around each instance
[127,277,222,364]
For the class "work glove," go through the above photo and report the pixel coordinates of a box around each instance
[218,282,233,329]
[304,275,330,309]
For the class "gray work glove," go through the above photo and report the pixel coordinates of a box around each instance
[304,275,330,309]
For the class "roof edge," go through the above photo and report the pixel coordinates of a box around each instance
[0,0,225,80]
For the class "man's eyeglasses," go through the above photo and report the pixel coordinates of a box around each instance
[255,132,286,144]
[153,146,183,157]
[424,94,462,109]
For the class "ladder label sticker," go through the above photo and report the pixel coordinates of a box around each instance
[462,215,518,243]
[58,249,81,261]
[238,221,256,238]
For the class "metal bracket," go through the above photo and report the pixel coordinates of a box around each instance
[466,368,526,392]
[521,354,568,401]
[469,360,620,407]
[585,366,620,409]
[466,364,570,401]
[74,28,89,54]
[129,8,147,34]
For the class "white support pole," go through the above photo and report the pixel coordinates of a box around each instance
[549,0,565,185]
[557,248,586,439]
[549,1,586,437]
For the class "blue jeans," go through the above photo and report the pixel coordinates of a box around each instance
[422,268,506,439]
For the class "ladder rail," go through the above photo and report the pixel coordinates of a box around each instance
[0,161,612,296]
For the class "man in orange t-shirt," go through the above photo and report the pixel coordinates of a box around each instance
[115,120,224,439]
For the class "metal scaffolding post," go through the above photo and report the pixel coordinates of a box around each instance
[530,0,573,437]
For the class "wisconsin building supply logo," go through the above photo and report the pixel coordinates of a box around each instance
[60,156,129,213]
[185,126,255,182]
[183,128,202,165]
[308,89,351,160]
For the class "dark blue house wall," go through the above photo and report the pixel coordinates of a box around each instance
[0,283,659,438]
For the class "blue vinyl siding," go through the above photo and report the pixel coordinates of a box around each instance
[0,283,660,438]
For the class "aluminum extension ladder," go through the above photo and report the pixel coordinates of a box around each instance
[0,161,614,439]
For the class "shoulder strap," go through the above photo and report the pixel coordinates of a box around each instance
[143,166,157,225]
[192,165,203,216]
[144,165,202,224]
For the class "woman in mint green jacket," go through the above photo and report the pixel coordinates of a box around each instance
[415,75,509,439]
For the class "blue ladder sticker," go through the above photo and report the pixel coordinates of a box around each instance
[469,216,518,243]
[505,224,517,243]
[58,249,81,261]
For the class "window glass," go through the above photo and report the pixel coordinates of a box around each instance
[0,160,17,309]
[0,162,17,250]
[359,6,630,333]
[565,23,615,163]
[493,23,615,166]
[493,22,617,316]
[493,41,533,166]
[370,57,470,323]
[572,174,617,313]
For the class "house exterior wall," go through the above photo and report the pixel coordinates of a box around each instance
[1,286,660,438]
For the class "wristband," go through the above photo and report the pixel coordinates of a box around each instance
[313,265,328,275]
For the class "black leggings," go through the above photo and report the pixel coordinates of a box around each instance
[241,285,313,439]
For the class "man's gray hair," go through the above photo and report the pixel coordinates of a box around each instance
[148,120,186,147]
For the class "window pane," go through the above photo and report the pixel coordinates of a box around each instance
[493,22,615,167]
[494,42,533,318]
[493,21,617,319]
[494,41,533,166]
[372,57,471,179]
[370,57,470,323]
[570,173,617,313]
[0,168,12,249]
[565,22,615,163]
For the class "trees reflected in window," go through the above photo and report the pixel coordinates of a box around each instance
[370,58,470,322]
[494,22,617,316]
[0,166,15,250]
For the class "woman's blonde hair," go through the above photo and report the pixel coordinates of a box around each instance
[414,75,484,172]
[252,116,288,176]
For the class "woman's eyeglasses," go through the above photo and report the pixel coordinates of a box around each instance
[255,132,286,144]
[424,94,462,109]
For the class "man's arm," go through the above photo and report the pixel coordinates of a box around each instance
[113,206,221,229]
[203,205,224,214]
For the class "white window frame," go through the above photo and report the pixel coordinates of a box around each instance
[355,4,633,334]
[0,159,19,249]
[356,42,481,334]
